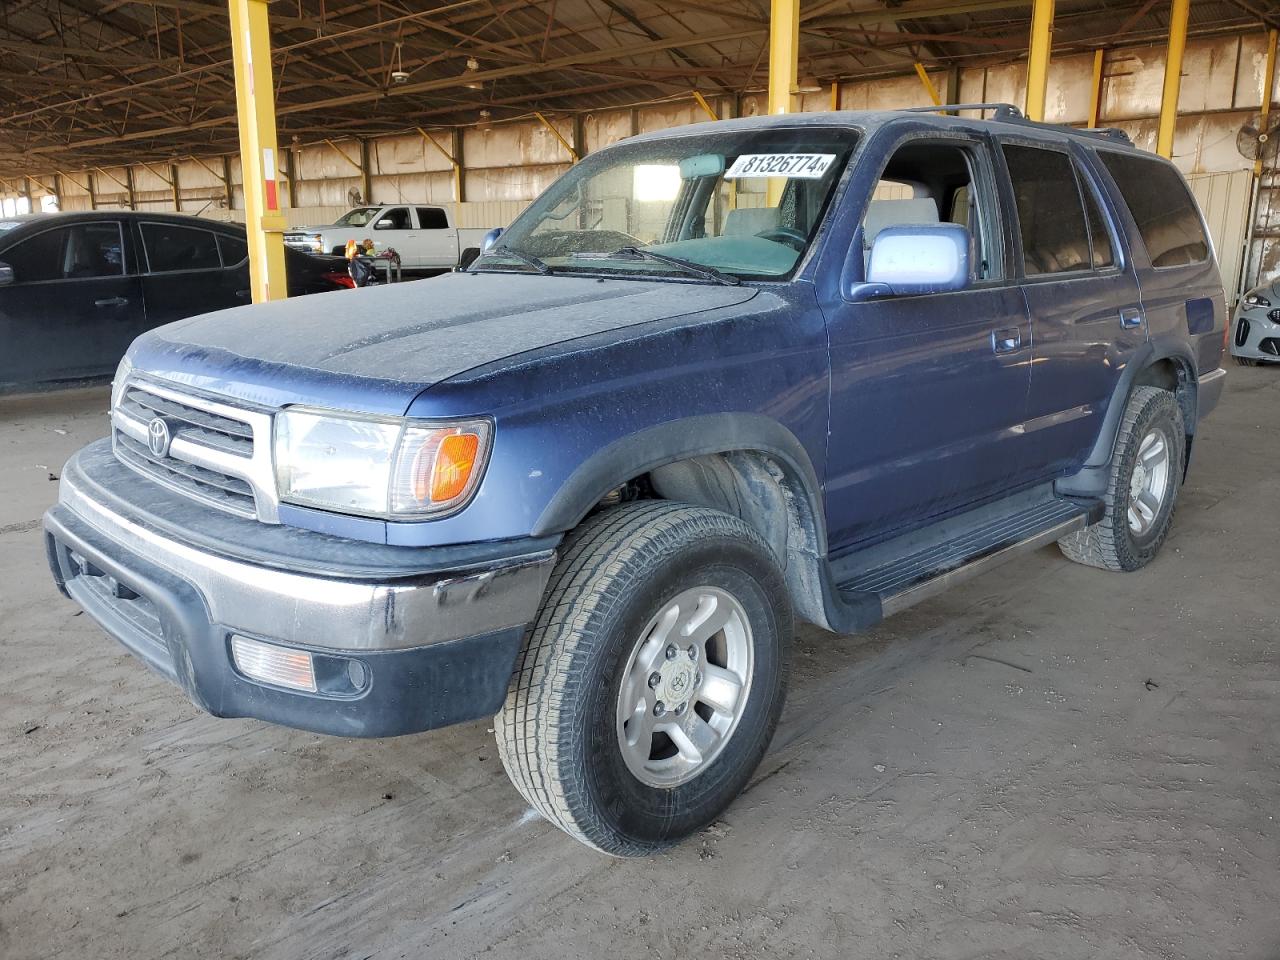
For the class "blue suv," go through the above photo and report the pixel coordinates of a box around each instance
[43,105,1227,855]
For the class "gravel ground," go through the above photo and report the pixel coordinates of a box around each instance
[2,368,1278,960]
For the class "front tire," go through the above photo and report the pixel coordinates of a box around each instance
[494,501,792,856]
[1058,385,1185,571]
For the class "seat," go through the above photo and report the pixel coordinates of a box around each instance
[862,197,940,245]
[723,207,780,237]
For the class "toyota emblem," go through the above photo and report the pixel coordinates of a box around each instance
[147,417,172,458]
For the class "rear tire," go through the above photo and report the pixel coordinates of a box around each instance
[458,247,481,270]
[1058,386,1185,571]
[494,501,792,856]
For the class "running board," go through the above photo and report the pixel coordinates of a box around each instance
[833,491,1101,619]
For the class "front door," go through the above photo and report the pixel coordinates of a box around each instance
[372,206,420,267]
[0,219,144,387]
[820,132,1034,552]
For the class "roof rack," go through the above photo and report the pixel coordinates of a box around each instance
[899,102,1024,119]
[897,102,1133,146]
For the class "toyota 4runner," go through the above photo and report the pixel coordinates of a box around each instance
[44,104,1227,855]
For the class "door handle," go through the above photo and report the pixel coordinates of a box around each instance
[94,297,128,308]
[1119,307,1144,329]
[991,328,1022,354]
[235,289,251,299]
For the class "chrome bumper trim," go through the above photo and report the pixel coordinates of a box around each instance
[59,468,553,652]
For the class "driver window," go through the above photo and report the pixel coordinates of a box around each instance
[859,141,998,281]
[376,207,411,230]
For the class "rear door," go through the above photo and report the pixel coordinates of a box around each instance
[415,206,459,268]
[998,140,1145,479]
[138,220,239,324]
[0,219,144,386]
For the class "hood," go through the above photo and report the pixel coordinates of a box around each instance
[131,272,757,415]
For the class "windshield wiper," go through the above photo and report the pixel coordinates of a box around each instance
[476,243,553,275]
[592,246,741,286]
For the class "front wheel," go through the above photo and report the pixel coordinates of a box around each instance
[1058,385,1185,571]
[494,501,792,856]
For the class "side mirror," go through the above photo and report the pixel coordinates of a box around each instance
[0,262,12,286]
[374,218,395,230]
[480,227,503,252]
[851,223,971,300]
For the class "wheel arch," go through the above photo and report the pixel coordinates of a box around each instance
[531,414,833,628]
[1058,344,1198,498]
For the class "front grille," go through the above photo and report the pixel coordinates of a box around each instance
[116,433,257,515]
[120,387,253,457]
[1268,308,1280,323]
[111,378,277,522]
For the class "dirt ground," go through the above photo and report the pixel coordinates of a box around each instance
[2,369,1279,960]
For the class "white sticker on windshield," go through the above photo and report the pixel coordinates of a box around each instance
[724,153,836,179]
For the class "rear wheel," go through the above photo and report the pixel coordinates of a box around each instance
[494,501,791,856]
[1058,386,1185,571]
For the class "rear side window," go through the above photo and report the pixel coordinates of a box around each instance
[1097,152,1208,267]
[140,222,222,273]
[217,234,248,266]
[1002,144,1091,275]
[417,207,448,229]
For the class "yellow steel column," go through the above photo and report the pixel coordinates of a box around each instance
[914,63,942,106]
[767,0,799,205]
[1087,48,1105,128]
[1257,29,1278,177]
[1156,0,1190,159]
[228,0,287,303]
[1024,0,1054,121]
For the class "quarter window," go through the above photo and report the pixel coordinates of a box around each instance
[140,222,221,273]
[0,222,125,282]
[1002,144,1091,276]
[1097,151,1209,267]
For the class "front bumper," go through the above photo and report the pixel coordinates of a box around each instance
[1230,306,1280,362]
[44,442,556,738]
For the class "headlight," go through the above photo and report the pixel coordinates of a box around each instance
[310,235,324,253]
[274,409,491,519]
[1244,292,1272,308]
[110,354,133,411]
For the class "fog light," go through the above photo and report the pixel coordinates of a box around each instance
[231,636,317,692]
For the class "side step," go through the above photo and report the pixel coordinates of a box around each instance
[832,488,1101,619]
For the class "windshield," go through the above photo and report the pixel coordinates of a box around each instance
[479,126,857,282]
[334,207,382,227]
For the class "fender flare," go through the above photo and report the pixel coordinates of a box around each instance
[531,412,827,552]
[1059,341,1198,497]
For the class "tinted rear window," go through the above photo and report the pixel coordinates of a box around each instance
[1098,152,1208,268]
[140,222,222,273]
[417,207,448,229]
[217,234,248,266]
[1002,144,1092,275]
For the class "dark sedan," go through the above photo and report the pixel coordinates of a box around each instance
[0,211,352,392]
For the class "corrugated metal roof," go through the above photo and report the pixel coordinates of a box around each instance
[0,0,1268,177]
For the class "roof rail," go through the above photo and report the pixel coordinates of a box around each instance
[899,102,1024,119]
[897,102,1134,146]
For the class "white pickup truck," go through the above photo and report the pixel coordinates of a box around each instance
[284,205,496,270]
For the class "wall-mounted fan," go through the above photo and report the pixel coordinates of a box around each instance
[347,186,364,206]
[1237,112,1280,163]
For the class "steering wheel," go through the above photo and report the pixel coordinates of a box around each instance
[754,226,807,251]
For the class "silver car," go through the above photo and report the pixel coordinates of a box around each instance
[1231,281,1280,365]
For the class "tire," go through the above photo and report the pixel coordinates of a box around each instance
[458,247,480,270]
[1235,355,1260,367]
[1058,385,1185,571]
[494,501,792,856]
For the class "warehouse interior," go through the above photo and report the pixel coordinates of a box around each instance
[2,1,1279,298]
[4,2,1280,958]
